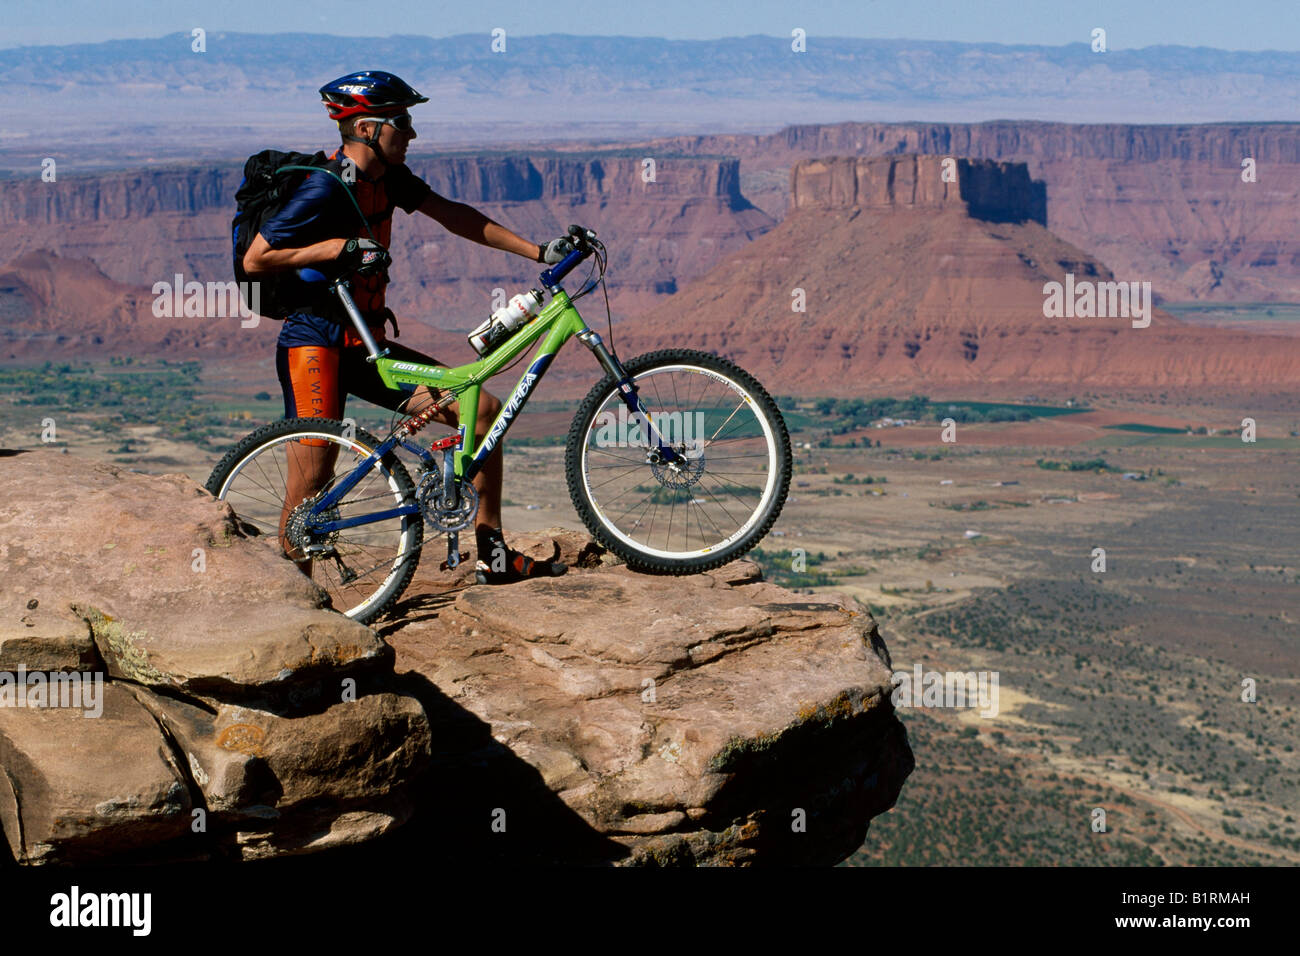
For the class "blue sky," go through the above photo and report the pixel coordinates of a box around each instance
[4,0,1300,51]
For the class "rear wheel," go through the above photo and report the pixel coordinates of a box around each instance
[205,418,421,625]
[565,348,791,573]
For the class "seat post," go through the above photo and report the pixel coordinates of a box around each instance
[332,280,388,361]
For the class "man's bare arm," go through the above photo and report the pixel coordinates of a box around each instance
[243,233,349,275]
[417,192,543,262]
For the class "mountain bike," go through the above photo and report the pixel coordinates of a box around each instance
[206,225,792,624]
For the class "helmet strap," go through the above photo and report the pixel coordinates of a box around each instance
[342,117,386,163]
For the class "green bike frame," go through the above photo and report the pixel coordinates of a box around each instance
[378,288,582,483]
[328,270,683,489]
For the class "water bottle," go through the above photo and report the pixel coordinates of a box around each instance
[468,290,544,356]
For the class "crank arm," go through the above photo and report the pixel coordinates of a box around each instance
[441,447,460,511]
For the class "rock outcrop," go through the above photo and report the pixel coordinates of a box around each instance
[380,542,909,866]
[614,155,1300,394]
[646,120,1300,302]
[0,451,430,863]
[0,153,775,344]
[0,449,912,865]
[790,155,1045,225]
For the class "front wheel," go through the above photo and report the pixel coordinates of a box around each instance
[565,348,791,573]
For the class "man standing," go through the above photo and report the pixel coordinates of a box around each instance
[242,70,573,585]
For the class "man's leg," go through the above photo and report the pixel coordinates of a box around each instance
[277,344,343,576]
[456,390,563,581]
[281,442,341,573]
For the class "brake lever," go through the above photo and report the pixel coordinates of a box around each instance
[568,223,597,249]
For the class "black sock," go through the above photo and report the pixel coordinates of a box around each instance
[476,526,507,564]
[475,526,549,578]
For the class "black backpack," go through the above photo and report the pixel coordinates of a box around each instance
[231,149,373,320]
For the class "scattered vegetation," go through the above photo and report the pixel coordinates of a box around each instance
[749,546,843,588]
[833,473,887,485]
[1035,457,1117,472]
[0,359,238,450]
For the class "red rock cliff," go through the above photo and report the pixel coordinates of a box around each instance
[0,154,775,335]
[790,155,1046,225]
[646,121,1300,302]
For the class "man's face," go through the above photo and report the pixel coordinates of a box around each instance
[361,114,416,165]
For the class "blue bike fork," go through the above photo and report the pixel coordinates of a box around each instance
[576,329,683,466]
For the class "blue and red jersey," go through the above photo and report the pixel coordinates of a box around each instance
[259,148,432,348]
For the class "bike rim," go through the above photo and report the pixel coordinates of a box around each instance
[215,431,417,619]
[580,364,781,560]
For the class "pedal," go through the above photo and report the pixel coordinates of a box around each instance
[443,531,465,570]
[439,551,471,571]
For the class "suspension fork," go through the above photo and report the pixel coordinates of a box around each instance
[576,329,683,465]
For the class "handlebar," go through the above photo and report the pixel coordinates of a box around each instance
[333,223,601,363]
[538,224,598,289]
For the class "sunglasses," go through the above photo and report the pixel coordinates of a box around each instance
[366,113,414,133]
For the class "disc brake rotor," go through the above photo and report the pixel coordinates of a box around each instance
[649,439,706,489]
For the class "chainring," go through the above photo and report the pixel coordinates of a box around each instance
[416,466,479,533]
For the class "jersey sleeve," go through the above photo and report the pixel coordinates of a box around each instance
[259,171,346,249]
[386,164,434,214]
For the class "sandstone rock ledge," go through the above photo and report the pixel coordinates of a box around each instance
[0,449,913,866]
[382,532,914,866]
[0,450,431,863]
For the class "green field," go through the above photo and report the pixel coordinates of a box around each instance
[787,396,1088,441]
[932,400,1089,418]
[1162,302,1300,322]
[1086,434,1300,450]
[1103,423,1184,434]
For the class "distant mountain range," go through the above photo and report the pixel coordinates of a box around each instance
[3,32,1300,171]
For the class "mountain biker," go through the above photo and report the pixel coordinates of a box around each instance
[242,70,575,585]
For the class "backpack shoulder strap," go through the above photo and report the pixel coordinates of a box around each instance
[274,153,377,242]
